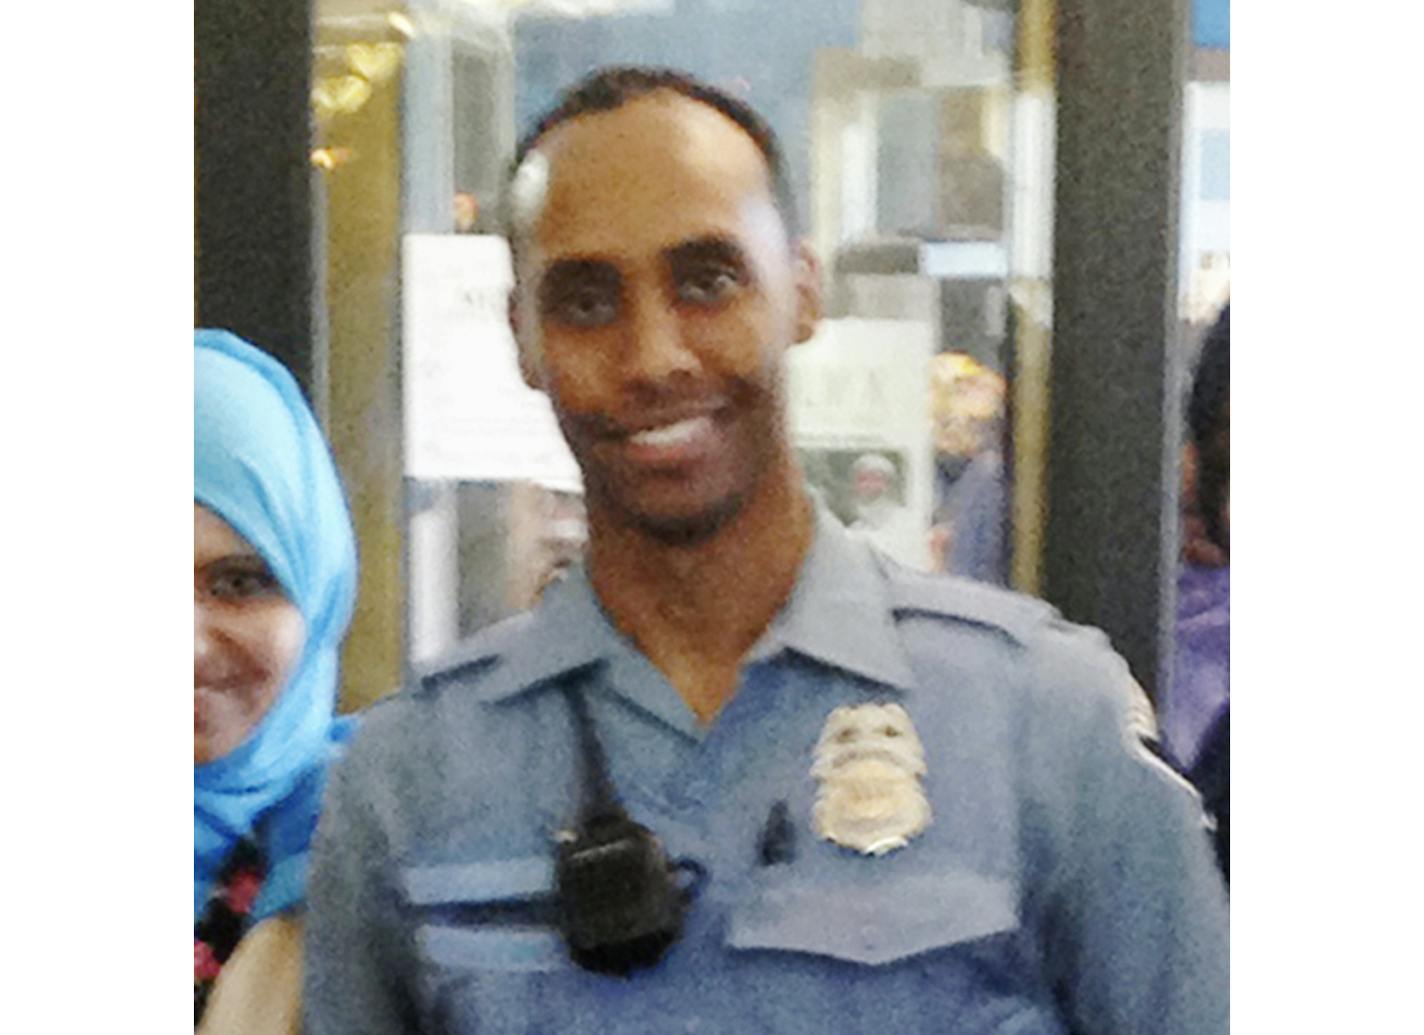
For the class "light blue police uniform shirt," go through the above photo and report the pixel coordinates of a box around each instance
[306,509,1228,1035]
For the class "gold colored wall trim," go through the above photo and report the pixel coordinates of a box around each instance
[1008,0,1055,597]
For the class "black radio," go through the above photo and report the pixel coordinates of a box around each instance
[555,684,704,977]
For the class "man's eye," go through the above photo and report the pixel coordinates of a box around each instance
[548,287,619,327]
[677,266,741,306]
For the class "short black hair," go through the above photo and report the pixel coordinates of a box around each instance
[1189,303,1230,551]
[1189,303,1229,453]
[503,65,798,246]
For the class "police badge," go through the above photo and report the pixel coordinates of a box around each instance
[811,702,932,856]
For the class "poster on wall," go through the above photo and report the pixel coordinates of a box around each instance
[401,233,581,486]
[787,317,935,571]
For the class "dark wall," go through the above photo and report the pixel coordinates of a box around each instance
[1045,0,1187,700]
[195,0,315,392]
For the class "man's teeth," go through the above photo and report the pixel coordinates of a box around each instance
[629,416,710,447]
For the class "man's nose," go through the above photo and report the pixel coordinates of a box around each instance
[623,287,696,384]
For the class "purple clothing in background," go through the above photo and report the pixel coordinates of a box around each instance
[1165,564,1230,768]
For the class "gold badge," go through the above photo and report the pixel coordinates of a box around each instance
[812,702,932,856]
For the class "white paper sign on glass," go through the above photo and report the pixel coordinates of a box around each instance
[401,234,580,487]
[788,317,935,571]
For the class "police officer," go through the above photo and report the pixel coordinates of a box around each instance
[304,67,1228,1035]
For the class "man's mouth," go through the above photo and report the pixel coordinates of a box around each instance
[627,415,715,449]
[614,411,722,469]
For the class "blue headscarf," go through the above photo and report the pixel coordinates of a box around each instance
[194,330,358,922]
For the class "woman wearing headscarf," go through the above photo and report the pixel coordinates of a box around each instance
[194,330,358,1032]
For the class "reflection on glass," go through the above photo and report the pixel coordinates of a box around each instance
[929,352,1007,583]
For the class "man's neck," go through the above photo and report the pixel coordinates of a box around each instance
[585,467,814,725]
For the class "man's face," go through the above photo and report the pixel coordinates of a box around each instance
[511,92,820,542]
[853,468,891,504]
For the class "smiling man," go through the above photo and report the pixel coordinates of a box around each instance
[305,68,1228,1035]
[503,79,822,722]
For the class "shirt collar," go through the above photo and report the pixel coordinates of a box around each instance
[749,504,917,692]
[471,502,917,719]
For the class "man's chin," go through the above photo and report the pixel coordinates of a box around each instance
[624,492,747,546]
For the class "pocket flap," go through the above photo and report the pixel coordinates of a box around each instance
[416,924,566,973]
[727,870,1018,966]
[399,856,555,907]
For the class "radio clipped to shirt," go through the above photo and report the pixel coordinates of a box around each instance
[556,685,704,976]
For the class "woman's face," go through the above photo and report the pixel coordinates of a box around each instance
[194,504,306,764]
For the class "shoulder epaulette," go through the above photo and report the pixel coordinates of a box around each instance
[409,610,535,694]
[886,568,1057,648]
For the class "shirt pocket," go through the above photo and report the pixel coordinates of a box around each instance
[724,868,1063,1034]
[400,856,566,973]
[399,857,572,1035]
[726,867,1019,965]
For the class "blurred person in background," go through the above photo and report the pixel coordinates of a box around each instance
[929,352,1007,583]
[454,190,481,234]
[195,330,359,1032]
[846,451,921,568]
[1166,303,1229,880]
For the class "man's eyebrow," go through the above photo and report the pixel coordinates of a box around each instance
[539,258,621,286]
[665,236,749,269]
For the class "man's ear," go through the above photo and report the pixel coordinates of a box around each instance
[510,289,545,391]
[790,240,823,345]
